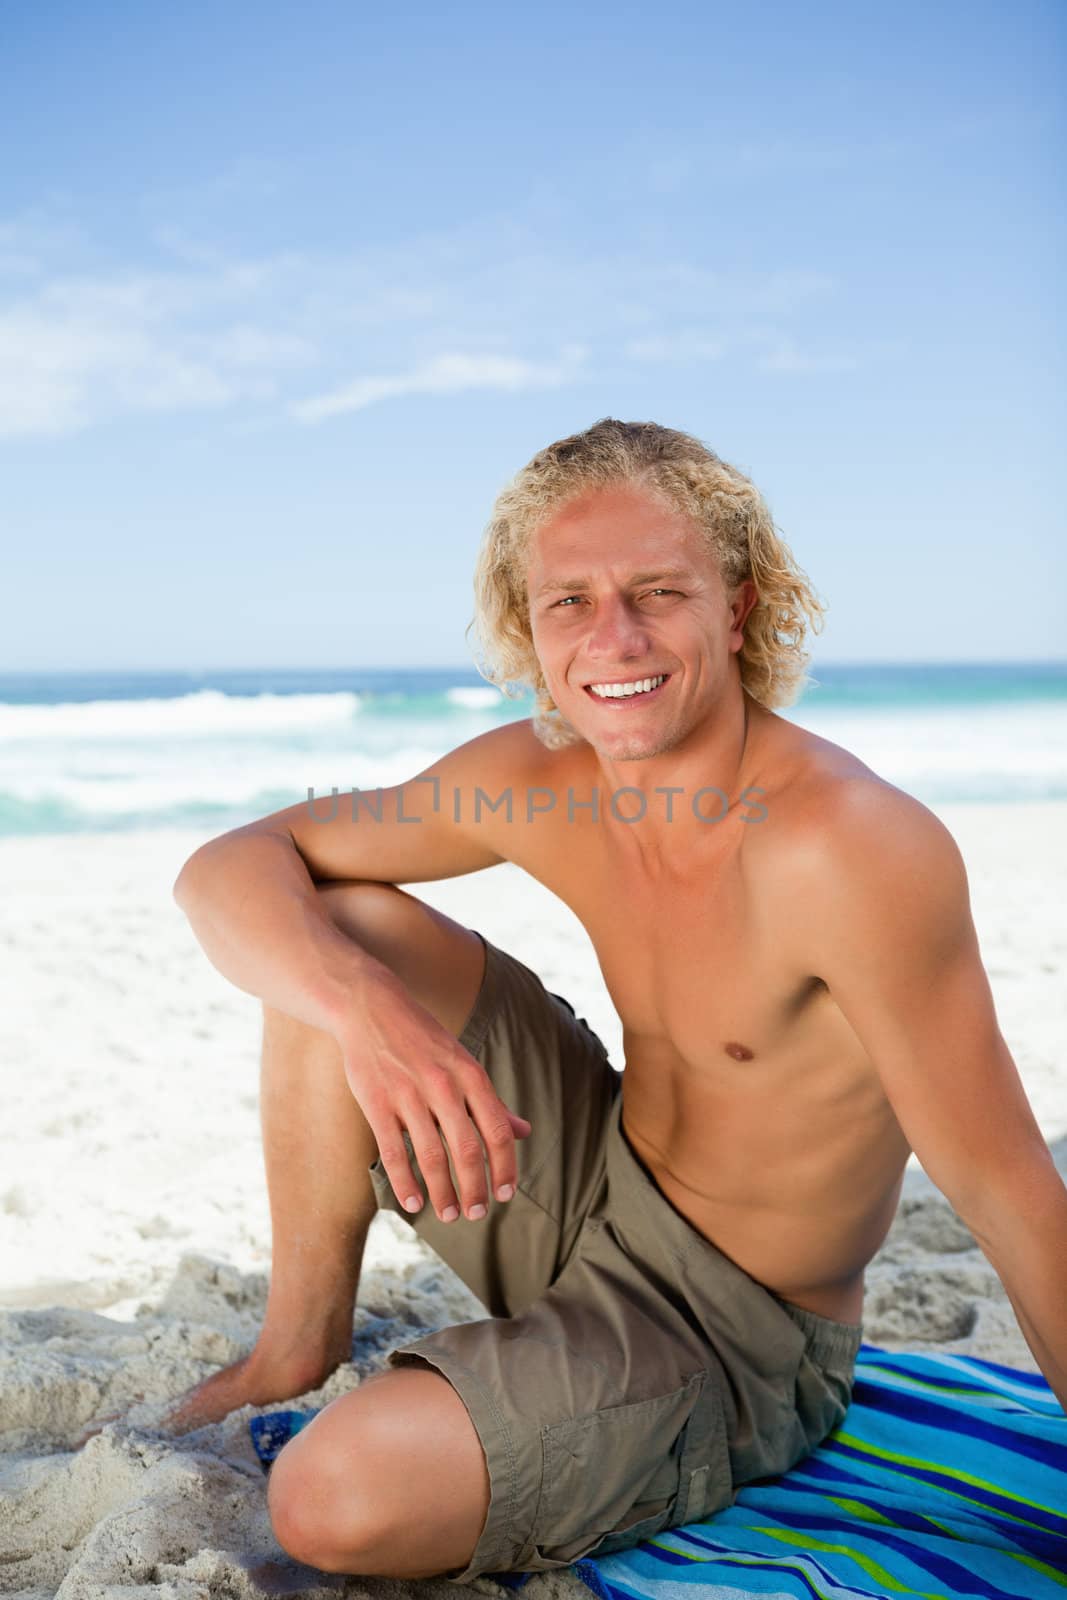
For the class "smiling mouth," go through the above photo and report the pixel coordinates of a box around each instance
[583,673,672,706]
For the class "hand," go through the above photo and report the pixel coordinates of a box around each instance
[340,977,532,1223]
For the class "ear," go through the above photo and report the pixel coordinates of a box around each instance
[730,578,759,641]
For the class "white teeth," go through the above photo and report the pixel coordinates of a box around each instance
[588,674,666,699]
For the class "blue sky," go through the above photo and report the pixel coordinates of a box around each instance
[2,0,1064,671]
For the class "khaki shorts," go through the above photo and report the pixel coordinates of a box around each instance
[368,931,864,1582]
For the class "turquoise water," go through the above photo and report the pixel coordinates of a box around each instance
[1,661,1065,836]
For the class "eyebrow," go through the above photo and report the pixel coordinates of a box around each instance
[535,567,695,598]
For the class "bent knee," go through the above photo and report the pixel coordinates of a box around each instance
[266,1386,415,1572]
[267,1443,375,1573]
[267,1371,489,1575]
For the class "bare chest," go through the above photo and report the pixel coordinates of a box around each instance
[502,808,910,1314]
[524,817,830,1077]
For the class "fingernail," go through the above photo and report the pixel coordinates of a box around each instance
[468,1203,487,1220]
[403,1194,422,1213]
[496,1184,515,1202]
[442,1205,460,1222]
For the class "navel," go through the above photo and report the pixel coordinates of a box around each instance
[724,1040,755,1062]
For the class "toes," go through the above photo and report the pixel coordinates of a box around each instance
[72,1411,119,1449]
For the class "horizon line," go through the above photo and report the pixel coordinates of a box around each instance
[1,657,1066,679]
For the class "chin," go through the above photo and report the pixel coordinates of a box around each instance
[590,729,674,762]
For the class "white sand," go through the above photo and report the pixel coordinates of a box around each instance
[2,804,1065,1597]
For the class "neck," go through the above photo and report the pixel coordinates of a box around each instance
[587,688,762,863]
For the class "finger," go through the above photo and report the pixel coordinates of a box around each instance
[401,1101,467,1222]
[372,1114,427,1216]
[428,1100,492,1222]
[466,1089,528,1204]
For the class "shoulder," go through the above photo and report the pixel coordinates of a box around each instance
[813,774,964,879]
[448,715,568,775]
[425,715,580,809]
[791,772,972,962]
[753,709,961,871]
[750,714,968,917]
[736,712,974,981]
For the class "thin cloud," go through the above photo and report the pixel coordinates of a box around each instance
[0,282,317,438]
[292,348,587,423]
[0,201,856,439]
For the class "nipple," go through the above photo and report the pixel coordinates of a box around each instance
[724,1041,755,1062]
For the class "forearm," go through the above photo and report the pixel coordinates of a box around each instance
[172,828,396,1037]
[974,1175,1067,1413]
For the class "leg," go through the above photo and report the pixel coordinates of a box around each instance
[366,935,621,1320]
[261,944,637,1581]
[267,1365,491,1578]
[267,1182,728,1583]
[161,881,487,1432]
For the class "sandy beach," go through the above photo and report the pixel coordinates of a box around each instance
[2,802,1065,1598]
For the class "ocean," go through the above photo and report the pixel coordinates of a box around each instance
[1,661,1065,837]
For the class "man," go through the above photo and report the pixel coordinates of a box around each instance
[161,419,1066,1581]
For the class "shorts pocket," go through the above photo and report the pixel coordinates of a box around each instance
[527,1370,719,1568]
[671,1366,732,1528]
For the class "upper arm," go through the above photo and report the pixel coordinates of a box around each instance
[805,783,1056,1239]
[204,719,540,887]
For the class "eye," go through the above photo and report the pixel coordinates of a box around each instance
[553,589,680,608]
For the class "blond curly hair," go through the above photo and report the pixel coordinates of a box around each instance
[466,417,827,749]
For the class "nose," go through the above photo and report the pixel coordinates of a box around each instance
[584,593,654,662]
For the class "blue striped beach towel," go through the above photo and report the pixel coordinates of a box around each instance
[573,1344,1067,1600]
[250,1342,1066,1596]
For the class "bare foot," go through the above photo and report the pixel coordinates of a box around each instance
[159,1349,340,1435]
[72,1393,145,1449]
[73,1345,348,1447]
